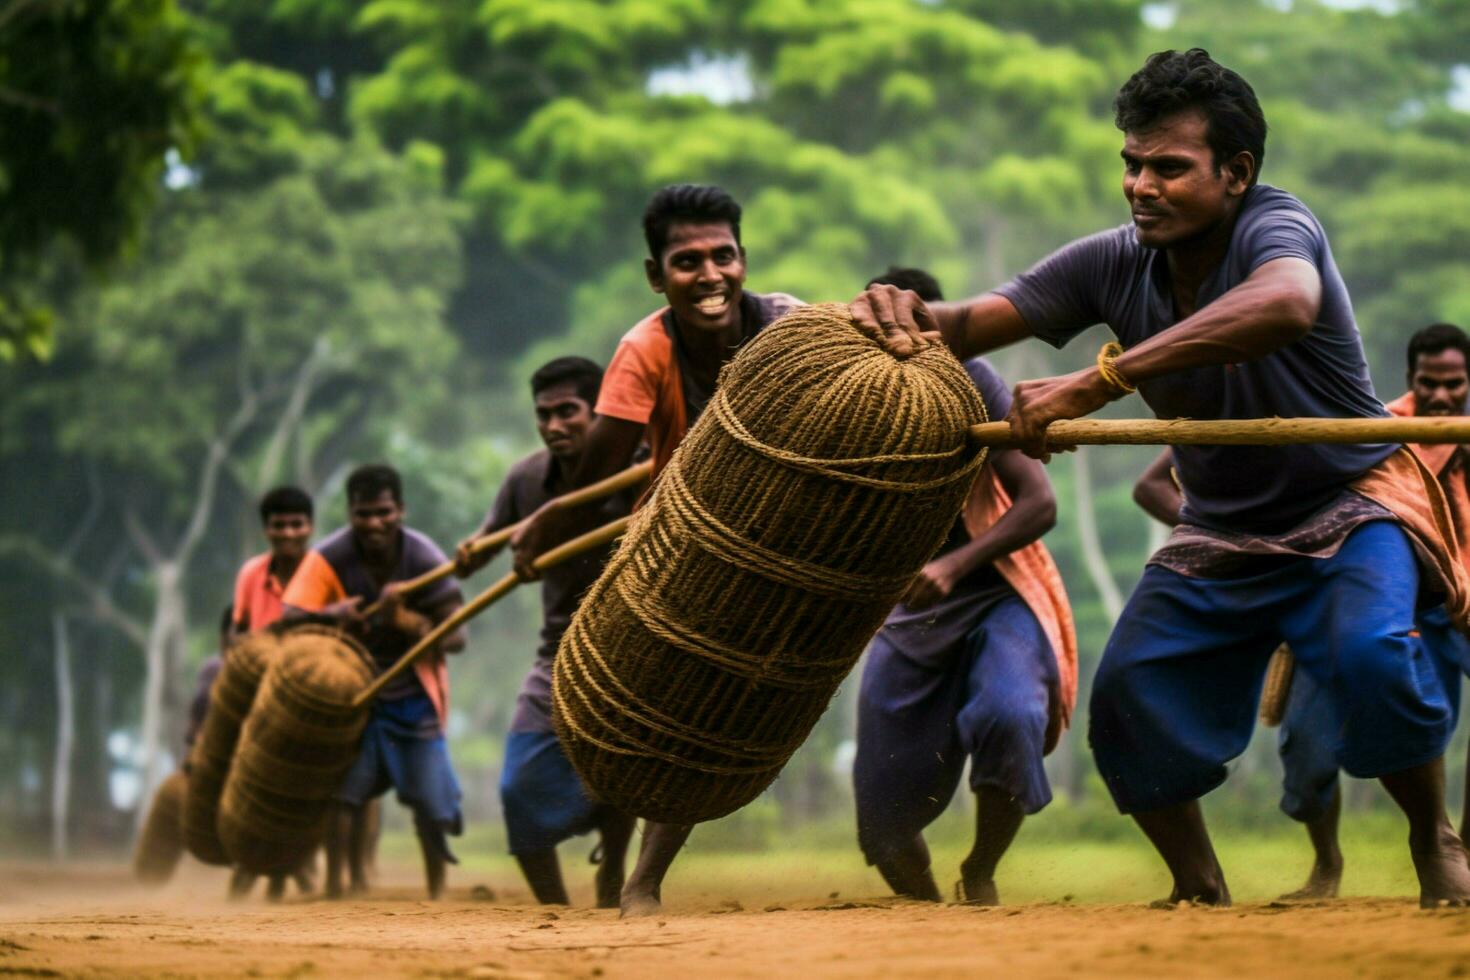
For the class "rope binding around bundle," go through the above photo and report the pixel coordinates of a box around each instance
[553,303,990,824]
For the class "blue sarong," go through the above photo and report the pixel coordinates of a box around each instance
[1091,521,1453,814]
[500,730,601,855]
[337,694,463,839]
[853,595,1058,865]
[1279,603,1468,821]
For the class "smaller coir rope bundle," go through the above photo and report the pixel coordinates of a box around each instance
[1259,643,1295,727]
[183,630,281,865]
[218,626,374,874]
[552,303,989,824]
[133,770,188,885]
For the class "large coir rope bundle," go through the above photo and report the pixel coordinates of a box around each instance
[133,770,188,885]
[183,630,281,865]
[552,304,988,823]
[218,626,374,874]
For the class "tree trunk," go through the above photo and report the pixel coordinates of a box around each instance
[135,560,183,830]
[1072,447,1124,623]
[51,613,74,860]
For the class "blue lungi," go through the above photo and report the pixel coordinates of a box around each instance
[500,730,601,855]
[1091,521,1453,814]
[337,694,463,838]
[1279,603,1469,821]
[853,595,1058,866]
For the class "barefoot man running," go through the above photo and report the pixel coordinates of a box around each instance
[855,49,1470,907]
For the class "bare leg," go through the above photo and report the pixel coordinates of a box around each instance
[620,822,691,917]
[292,852,317,896]
[415,828,447,900]
[958,787,1025,905]
[1379,757,1470,907]
[872,833,942,902]
[325,803,352,899]
[1281,787,1343,899]
[515,849,569,905]
[227,867,256,901]
[266,874,286,902]
[1132,800,1230,906]
[1461,740,1470,850]
[594,809,637,909]
[347,806,370,895]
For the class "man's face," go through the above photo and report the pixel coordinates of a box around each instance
[534,381,594,461]
[348,489,403,559]
[263,512,312,562]
[646,221,746,335]
[1411,348,1469,417]
[1122,110,1248,250]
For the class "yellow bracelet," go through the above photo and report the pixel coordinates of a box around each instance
[1096,341,1137,396]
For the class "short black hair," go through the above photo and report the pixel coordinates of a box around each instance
[867,267,944,303]
[531,356,602,408]
[1114,48,1267,184]
[220,605,234,637]
[259,485,313,524]
[643,184,742,263]
[1408,323,1470,374]
[345,463,402,505]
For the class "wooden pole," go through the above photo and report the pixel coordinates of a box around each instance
[351,515,631,709]
[967,417,1470,448]
[359,461,650,617]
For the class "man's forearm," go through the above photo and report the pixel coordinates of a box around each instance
[940,494,1056,580]
[1114,259,1318,385]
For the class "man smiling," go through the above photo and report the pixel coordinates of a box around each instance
[853,49,1470,908]
[509,183,799,916]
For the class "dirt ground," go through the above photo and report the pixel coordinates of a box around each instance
[5,862,1470,978]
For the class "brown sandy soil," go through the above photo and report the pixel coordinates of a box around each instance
[3,863,1470,978]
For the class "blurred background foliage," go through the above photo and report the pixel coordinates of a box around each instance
[2,0,1469,856]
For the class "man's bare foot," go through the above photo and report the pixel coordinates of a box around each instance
[1151,877,1230,908]
[595,860,626,910]
[1280,856,1342,900]
[620,882,661,918]
[956,876,999,906]
[1412,826,1470,908]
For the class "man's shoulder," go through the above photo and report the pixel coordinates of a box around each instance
[505,448,552,487]
[616,307,673,349]
[962,356,1007,389]
[400,526,449,569]
[1237,184,1323,235]
[750,291,804,326]
[235,551,272,584]
[313,526,356,566]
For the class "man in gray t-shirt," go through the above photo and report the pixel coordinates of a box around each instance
[853,48,1469,909]
[456,357,641,910]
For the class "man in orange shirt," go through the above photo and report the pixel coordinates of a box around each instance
[510,184,800,916]
[231,486,313,635]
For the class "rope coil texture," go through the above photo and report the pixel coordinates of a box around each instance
[551,304,989,823]
[1259,643,1295,728]
[133,770,188,885]
[218,626,373,874]
[183,630,280,865]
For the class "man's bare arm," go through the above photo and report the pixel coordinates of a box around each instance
[1008,257,1322,456]
[850,286,1033,360]
[510,415,645,580]
[1133,449,1182,527]
[903,447,1056,609]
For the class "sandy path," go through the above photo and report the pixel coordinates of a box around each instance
[3,865,1470,978]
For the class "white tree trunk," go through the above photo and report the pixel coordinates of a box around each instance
[1072,447,1125,623]
[51,613,74,861]
[135,560,183,830]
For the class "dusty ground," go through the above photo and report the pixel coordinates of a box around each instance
[4,862,1470,978]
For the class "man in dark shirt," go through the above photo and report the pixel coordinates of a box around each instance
[507,184,801,916]
[456,357,640,907]
[852,49,1470,906]
[283,464,465,899]
[853,270,1074,906]
[1136,324,1470,899]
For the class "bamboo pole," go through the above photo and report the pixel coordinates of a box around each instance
[351,515,631,709]
[967,417,1470,448]
[359,461,650,617]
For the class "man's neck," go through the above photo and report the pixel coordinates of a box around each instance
[548,450,580,491]
[1163,204,1243,317]
[357,532,402,579]
[671,309,745,371]
[268,552,302,584]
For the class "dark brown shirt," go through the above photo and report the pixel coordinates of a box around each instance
[485,449,639,731]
